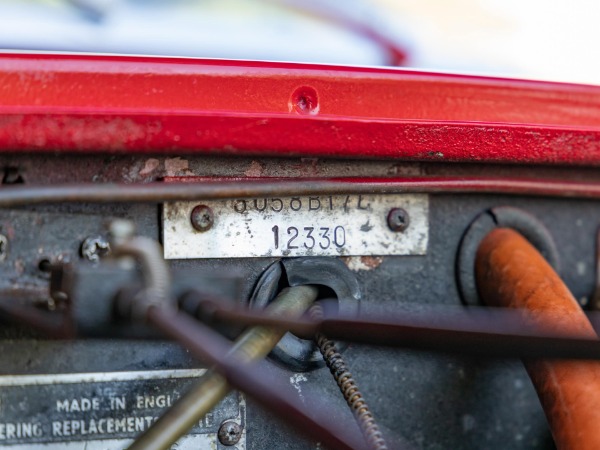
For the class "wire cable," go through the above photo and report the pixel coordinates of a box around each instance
[310,303,388,450]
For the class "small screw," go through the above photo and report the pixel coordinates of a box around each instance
[387,208,410,232]
[191,205,214,232]
[81,236,111,263]
[218,420,242,446]
[0,234,7,261]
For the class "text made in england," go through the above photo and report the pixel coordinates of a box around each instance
[56,394,175,413]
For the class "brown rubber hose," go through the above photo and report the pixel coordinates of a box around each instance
[475,228,600,450]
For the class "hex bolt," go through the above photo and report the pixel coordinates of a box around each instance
[218,420,243,446]
[191,205,214,232]
[0,234,7,261]
[387,208,410,232]
[81,236,111,263]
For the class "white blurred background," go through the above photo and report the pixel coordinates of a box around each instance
[1,0,598,85]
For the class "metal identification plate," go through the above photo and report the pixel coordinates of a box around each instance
[163,194,428,259]
[0,369,245,449]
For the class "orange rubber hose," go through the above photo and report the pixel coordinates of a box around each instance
[475,228,600,450]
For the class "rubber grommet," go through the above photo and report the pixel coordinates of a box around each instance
[456,207,560,306]
[249,257,360,371]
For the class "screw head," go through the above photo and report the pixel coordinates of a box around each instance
[191,205,214,232]
[387,208,410,232]
[81,236,111,263]
[291,86,319,115]
[218,420,242,446]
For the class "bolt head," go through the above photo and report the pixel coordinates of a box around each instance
[81,236,111,263]
[191,205,214,232]
[218,420,242,446]
[387,208,410,232]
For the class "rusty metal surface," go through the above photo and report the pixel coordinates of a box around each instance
[476,228,600,450]
[5,155,600,185]
[3,154,600,449]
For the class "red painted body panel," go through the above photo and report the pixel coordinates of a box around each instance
[1,53,600,164]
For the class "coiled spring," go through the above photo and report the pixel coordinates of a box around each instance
[310,304,388,450]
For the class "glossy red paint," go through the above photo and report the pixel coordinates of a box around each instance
[1,53,600,164]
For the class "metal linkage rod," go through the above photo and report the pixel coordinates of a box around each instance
[0,288,73,338]
[0,177,599,207]
[196,300,600,360]
[146,305,368,450]
[128,285,318,450]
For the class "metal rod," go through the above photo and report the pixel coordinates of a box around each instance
[476,228,600,450]
[0,177,599,207]
[197,300,600,360]
[128,286,318,450]
[0,291,73,338]
[146,306,367,450]
[0,302,71,338]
